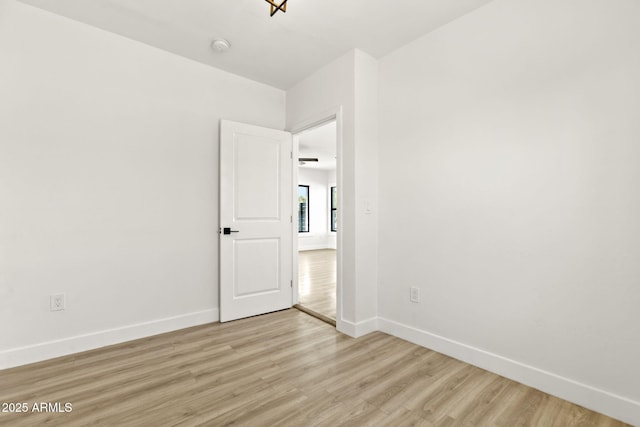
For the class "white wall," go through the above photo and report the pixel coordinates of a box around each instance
[298,168,331,251]
[377,0,640,424]
[353,50,379,325]
[0,0,285,368]
[287,49,378,336]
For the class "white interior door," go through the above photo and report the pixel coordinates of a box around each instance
[219,120,293,322]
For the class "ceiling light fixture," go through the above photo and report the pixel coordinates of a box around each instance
[298,158,318,165]
[265,0,287,16]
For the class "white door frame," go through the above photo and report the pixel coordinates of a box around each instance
[289,107,343,328]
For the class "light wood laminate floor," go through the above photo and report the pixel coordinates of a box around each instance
[0,310,628,426]
[298,249,336,320]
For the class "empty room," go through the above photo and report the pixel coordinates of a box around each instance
[1,0,639,425]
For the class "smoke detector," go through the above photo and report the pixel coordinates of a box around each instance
[211,39,231,53]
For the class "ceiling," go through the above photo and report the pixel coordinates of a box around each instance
[18,0,494,89]
[298,121,336,171]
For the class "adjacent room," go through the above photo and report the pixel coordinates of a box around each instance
[1,0,639,425]
[296,120,337,323]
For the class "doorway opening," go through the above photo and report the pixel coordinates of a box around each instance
[293,119,337,325]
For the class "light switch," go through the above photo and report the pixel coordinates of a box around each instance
[364,200,373,215]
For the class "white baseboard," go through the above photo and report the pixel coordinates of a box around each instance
[0,309,219,370]
[337,316,378,338]
[378,317,640,426]
[298,245,333,251]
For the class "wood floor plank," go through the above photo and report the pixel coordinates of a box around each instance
[298,249,336,320]
[0,309,629,426]
[450,375,512,425]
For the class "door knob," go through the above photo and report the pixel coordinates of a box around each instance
[222,227,239,235]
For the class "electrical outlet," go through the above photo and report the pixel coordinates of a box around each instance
[410,287,420,303]
[50,294,65,311]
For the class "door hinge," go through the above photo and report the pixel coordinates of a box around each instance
[290,280,293,288]
[290,151,293,159]
[290,215,293,223]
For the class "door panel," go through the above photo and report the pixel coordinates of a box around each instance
[235,134,281,220]
[220,120,293,322]
[234,239,280,297]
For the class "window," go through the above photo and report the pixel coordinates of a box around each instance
[330,186,337,232]
[298,185,309,233]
